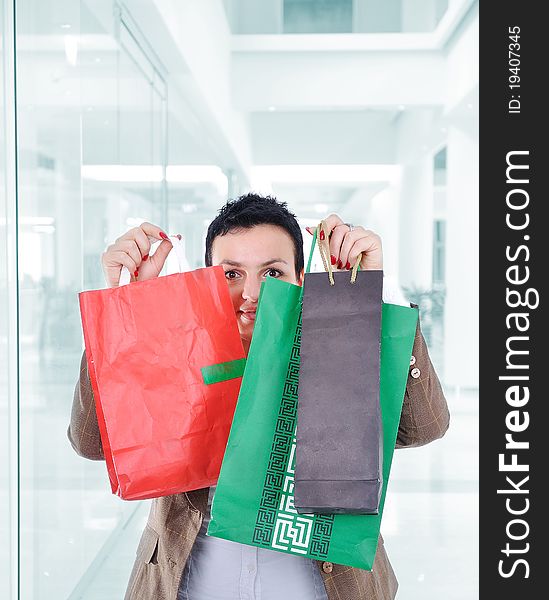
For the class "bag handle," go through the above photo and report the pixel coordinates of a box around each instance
[118,234,186,287]
[305,221,362,287]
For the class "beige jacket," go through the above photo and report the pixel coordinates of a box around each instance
[68,319,449,600]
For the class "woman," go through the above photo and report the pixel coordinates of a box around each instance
[69,193,449,600]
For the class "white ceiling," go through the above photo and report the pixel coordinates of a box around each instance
[14,0,478,221]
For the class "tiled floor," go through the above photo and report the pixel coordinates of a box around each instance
[8,351,478,599]
[385,388,478,599]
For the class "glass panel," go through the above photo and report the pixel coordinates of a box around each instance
[225,0,451,34]
[433,219,446,284]
[164,98,230,270]
[15,1,166,597]
[81,7,166,290]
[284,0,353,33]
[1,0,13,597]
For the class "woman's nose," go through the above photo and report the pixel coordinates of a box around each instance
[242,277,260,303]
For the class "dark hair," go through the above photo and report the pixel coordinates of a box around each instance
[205,193,304,276]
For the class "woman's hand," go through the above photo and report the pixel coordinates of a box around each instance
[307,214,383,271]
[101,222,178,288]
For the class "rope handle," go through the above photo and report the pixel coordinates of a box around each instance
[316,220,361,286]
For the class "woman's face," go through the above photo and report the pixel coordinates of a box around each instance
[211,224,302,352]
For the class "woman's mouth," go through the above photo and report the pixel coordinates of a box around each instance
[239,310,256,323]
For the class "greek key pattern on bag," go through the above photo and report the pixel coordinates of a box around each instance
[252,314,334,558]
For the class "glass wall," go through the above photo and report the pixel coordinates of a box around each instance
[80,3,167,290]
[284,0,354,33]
[15,1,165,597]
[1,0,12,597]
[225,0,450,34]
[9,2,231,596]
[1,0,18,595]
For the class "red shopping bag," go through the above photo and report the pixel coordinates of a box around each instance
[79,263,245,500]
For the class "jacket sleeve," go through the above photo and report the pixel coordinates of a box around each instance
[395,316,450,448]
[67,350,105,460]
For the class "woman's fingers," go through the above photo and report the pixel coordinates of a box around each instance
[112,250,138,275]
[337,227,363,269]
[139,221,169,243]
[343,230,383,271]
[309,216,383,271]
[101,249,139,287]
[132,222,177,278]
[116,224,163,259]
[102,248,138,273]
[328,223,351,269]
[317,214,384,272]
[322,213,345,236]
[102,223,179,287]
[146,238,174,275]
[132,226,152,259]
[314,214,345,269]
[117,238,143,268]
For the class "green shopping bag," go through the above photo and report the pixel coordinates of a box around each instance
[208,273,417,570]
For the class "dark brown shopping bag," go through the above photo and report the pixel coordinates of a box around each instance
[295,222,383,514]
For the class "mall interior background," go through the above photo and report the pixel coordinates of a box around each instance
[1,1,479,598]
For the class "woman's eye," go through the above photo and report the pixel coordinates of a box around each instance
[265,268,282,278]
[225,270,239,280]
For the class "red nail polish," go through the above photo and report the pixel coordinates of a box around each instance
[134,270,139,279]
[159,231,168,240]
[142,254,149,261]
[331,255,337,266]
[319,230,325,241]
[345,261,351,270]
[337,259,343,269]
